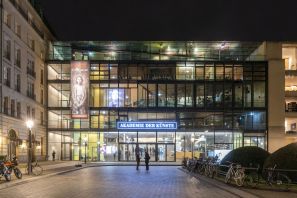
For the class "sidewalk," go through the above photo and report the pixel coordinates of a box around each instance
[0,160,180,189]
[0,161,87,189]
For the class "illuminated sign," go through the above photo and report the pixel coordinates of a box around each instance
[117,121,177,130]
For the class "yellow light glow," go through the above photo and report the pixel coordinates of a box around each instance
[26,120,34,129]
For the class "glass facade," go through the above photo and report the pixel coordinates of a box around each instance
[47,42,267,162]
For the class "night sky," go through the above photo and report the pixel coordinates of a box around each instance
[40,0,297,41]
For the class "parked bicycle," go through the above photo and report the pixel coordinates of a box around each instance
[25,160,43,176]
[5,155,22,179]
[0,160,11,181]
[266,165,291,190]
[225,162,245,186]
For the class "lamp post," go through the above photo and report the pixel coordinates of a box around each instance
[191,136,195,159]
[183,136,186,159]
[97,141,100,162]
[83,136,87,164]
[26,120,33,175]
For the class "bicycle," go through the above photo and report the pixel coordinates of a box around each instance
[225,162,245,187]
[265,165,291,190]
[25,160,43,176]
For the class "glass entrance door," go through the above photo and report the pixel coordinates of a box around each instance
[157,144,175,162]
[61,143,72,160]
[119,143,137,161]
[138,143,156,161]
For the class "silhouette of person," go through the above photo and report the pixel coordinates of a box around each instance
[144,151,150,171]
[52,150,56,161]
[136,153,140,170]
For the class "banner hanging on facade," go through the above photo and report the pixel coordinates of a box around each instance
[71,61,89,118]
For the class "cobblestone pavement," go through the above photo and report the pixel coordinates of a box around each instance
[0,166,249,198]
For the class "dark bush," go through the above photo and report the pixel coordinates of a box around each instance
[263,143,297,181]
[221,146,270,170]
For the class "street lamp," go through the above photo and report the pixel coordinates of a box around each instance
[191,136,195,159]
[183,136,186,159]
[97,141,100,162]
[26,120,33,175]
[83,136,88,164]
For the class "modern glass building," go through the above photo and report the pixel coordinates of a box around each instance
[47,41,267,162]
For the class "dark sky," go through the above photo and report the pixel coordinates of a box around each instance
[40,0,297,41]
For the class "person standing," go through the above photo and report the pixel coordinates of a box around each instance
[136,153,140,170]
[144,151,150,171]
[52,150,56,161]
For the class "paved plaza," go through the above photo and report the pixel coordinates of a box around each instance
[0,166,296,198]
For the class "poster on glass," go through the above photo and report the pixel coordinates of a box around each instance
[71,61,89,118]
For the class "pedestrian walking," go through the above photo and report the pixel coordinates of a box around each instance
[144,151,150,171]
[136,153,140,170]
[52,150,56,161]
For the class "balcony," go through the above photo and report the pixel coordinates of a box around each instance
[285,91,297,97]
[285,70,297,77]
[9,0,44,39]
[27,67,36,78]
[26,90,36,100]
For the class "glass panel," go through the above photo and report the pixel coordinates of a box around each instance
[177,84,185,107]
[110,64,118,79]
[148,84,156,107]
[215,84,223,107]
[166,84,175,107]
[137,84,147,107]
[176,62,194,80]
[196,84,204,107]
[234,65,243,80]
[119,132,137,143]
[224,83,232,107]
[158,84,166,107]
[205,83,214,107]
[234,83,243,107]
[225,66,233,80]
[185,84,193,107]
[205,64,214,80]
[138,132,156,143]
[244,83,252,107]
[166,144,175,161]
[253,82,265,107]
[157,132,175,143]
[216,66,224,80]
[195,63,204,80]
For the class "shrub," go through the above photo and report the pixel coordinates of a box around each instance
[221,146,270,170]
[263,143,297,181]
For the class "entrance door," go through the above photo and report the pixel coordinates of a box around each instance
[138,143,156,161]
[61,143,72,160]
[118,143,137,161]
[157,144,175,162]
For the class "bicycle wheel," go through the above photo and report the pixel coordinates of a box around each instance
[225,172,231,184]
[244,175,254,187]
[4,173,11,181]
[14,168,22,179]
[32,165,43,176]
[277,174,291,190]
[234,171,245,187]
